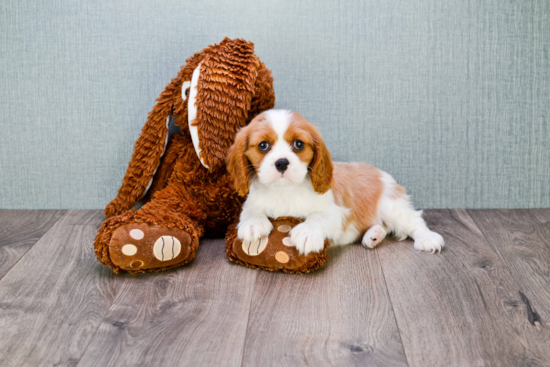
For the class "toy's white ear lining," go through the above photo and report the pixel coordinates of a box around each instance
[181,80,191,99]
[187,63,209,169]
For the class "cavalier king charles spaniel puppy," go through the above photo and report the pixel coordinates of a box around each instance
[226,109,444,256]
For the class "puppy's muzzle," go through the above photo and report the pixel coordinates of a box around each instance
[275,158,289,173]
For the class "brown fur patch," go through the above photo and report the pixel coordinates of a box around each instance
[226,126,252,197]
[332,163,384,233]
[283,112,333,194]
[283,113,315,165]
[245,123,277,169]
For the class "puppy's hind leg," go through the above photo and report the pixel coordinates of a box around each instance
[378,172,444,253]
[361,224,387,249]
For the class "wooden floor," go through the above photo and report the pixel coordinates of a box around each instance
[0,210,549,366]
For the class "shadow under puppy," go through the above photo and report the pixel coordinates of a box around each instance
[226,109,444,255]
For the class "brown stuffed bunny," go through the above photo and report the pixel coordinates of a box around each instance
[94,38,275,273]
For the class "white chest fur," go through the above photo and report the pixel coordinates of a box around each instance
[245,181,337,219]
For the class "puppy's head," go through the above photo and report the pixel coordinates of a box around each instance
[226,109,333,196]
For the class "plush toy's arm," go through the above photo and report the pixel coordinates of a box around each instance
[105,79,180,218]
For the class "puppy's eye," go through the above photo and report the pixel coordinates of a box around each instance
[185,88,189,97]
[293,140,305,150]
[258,141,270,151]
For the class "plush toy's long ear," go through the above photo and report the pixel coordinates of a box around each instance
[104,76,182,217]
[226,126,252,197]
[193,38,260,170]
[309,127,334,194]
[248,60,276,120]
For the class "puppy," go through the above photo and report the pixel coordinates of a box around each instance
[226,109,444,255]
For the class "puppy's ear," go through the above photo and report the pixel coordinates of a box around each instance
[226,126,252,196]
[309,127,333,194]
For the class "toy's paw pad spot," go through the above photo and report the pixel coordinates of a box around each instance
[130,260,144,268]
[129,229,144,240]
[278,225,291,233]
[282,237,293,247]
[122,244,137,256]
[275,251,290,264]
[153,236,181,261]
[242,236,269,256]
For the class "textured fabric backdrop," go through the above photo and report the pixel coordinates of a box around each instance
[1,0,548,209]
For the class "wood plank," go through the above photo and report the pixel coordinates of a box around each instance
[241,245,407,366]
[468,209,550,323]
[0,210,125,367]
[378,209,550,367]
[529,208,550,224]
[77,238,258,367]
[0,210,66,280]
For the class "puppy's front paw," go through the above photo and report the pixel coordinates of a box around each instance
[237,217,273,243]
[413,230,445,253]
[290,223,325,256]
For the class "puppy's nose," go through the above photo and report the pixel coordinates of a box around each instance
[275,158,289,173]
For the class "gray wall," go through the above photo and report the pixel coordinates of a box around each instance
[1,0,549,209]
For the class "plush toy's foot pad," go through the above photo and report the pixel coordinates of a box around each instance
[226,217,330,274]
[109,223,192,271]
